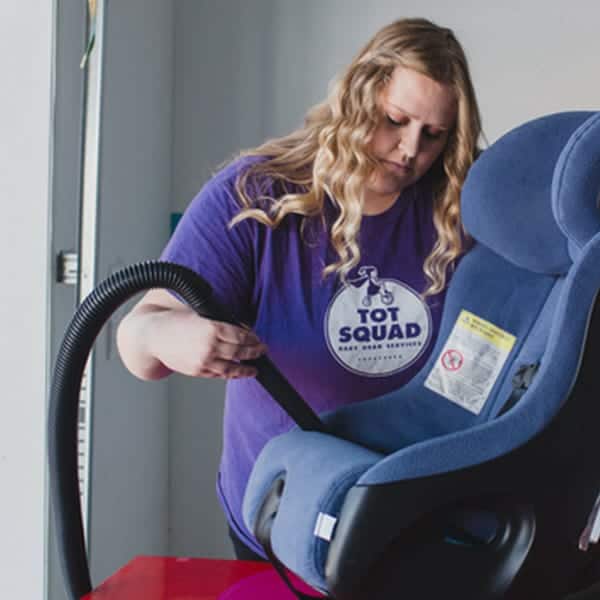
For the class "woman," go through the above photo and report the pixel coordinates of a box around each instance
[117,17,482,560]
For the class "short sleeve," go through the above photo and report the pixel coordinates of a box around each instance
[160,162,260,325]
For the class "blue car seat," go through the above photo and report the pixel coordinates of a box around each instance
[242,111,600,599]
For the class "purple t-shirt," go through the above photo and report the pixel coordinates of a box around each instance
[161,157,448,555]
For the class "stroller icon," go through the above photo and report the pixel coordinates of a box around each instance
[348,266,394,307]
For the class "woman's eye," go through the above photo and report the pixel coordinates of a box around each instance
[386,115,404,127]
[424,129,443,140]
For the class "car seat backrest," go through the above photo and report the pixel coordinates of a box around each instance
[326,111,600,460]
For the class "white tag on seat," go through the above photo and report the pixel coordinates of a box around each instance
[314,512,337,541]
[579,491,600,551]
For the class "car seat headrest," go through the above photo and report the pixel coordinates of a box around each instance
[461,111,599,274]
[552,112,600,260]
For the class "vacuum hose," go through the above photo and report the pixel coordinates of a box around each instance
[47,260,326,599]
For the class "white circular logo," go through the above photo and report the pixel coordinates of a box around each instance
[324,266,432,377]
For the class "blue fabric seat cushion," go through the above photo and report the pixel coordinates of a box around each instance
[243,430,382,591]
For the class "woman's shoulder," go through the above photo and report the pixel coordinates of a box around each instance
[209,154,273,195]
[208,154,306,213]
[188,155,270,218]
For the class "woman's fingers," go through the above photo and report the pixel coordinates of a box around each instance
[212,321,262,346]
[203,358,259,379]
[207,322,268,361]
[195,320,266,378]
[184,356,259,379]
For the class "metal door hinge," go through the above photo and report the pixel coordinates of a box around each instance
[56,251,79,285]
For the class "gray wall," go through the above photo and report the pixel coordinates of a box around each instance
[168,0,600,559]
[0,1,53,597]
[46,3,87,597]
[87,0,175,585]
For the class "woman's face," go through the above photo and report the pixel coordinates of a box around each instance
[365,65,457,212]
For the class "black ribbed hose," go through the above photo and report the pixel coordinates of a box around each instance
[47,260,326,599]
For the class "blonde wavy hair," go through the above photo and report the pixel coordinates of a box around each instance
[229,17,482,296]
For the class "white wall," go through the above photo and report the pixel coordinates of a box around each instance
[168,0,600,558]
[0,1,53,598]
[172,0,600,202]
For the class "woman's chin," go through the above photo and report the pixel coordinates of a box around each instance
[368,172,411,197]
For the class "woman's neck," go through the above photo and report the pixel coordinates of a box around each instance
[362,189,404,215]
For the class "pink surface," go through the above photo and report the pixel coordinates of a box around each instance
[84,556,324,599]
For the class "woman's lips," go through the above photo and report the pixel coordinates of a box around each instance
[383,160,412,174]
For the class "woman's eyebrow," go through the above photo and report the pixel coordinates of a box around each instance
[386,103,450,131]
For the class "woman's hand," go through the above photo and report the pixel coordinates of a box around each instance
[116,289,267,381]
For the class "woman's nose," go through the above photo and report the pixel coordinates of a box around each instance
[398,127,420,159]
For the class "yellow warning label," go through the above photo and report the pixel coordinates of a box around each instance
[425,309,517,414]
[425,309,517,415]
[458,310,516,352]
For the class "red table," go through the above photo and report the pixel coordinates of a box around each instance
[84,556,325,599]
